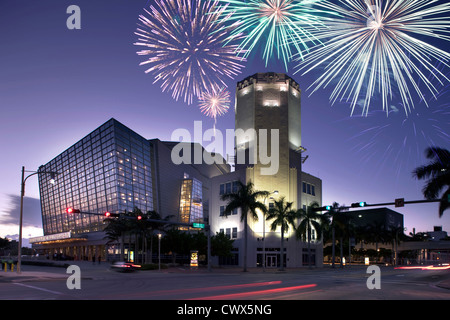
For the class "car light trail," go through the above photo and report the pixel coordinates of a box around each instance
[395,265,450,270]
[190,283,317,300]
[102,281,282,299]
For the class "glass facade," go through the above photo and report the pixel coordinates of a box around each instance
[39,119,155,235]
[179,177,203,227]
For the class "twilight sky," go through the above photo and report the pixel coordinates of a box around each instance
[0,0,449,244]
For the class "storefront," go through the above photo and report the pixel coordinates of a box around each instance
[30,231,107,262]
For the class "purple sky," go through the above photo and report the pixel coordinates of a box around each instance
[0,0,449,244]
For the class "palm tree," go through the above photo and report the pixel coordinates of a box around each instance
[386,226,406,266]
[325,202,347,268]
[333,213,353,268]
[413,147,450,217]
[365,221,388,263]
[144,210,175,263]
[266,197,298,271]
[296,202,327,268]
[103,213,128,261]
[221,180,269,272]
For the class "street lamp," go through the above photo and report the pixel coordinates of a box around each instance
[18,166,59,273]
[157,233,162,271]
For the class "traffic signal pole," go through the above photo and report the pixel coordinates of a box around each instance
[345,199,440,210]
[315,198,441,212]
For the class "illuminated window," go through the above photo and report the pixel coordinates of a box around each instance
[264,100,279,107]
[179,177,203,226]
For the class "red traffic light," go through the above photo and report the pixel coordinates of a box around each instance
[104,212,120,218]
[137,215,142,220]
[66,207,80,214]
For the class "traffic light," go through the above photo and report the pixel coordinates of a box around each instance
[313,205,332,212]
[351,202,367,208]
[104,212,120,218]
[66,207,80,214]
[137,215,143,220]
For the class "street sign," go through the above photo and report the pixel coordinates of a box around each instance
[395,198,405,207]
[192,223,205,229]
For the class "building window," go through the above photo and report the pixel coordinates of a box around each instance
[225,182,231,194]
[302,182,316,196]
[220,206,237,217]
[219,227,238,239]
[220,180,240,196]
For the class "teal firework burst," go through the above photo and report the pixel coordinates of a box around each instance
[216,0,335,70]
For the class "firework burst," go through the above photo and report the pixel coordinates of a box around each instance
[134,0,246,105]
[216,0,335,70]
[344,61,450,181]
[199,87,231,121]
[295,0,450,116]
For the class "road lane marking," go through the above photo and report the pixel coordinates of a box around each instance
[14,283,63,295]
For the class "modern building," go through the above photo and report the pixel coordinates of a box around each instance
[209,73,323,268]
[31,119,227,261]
[341,207,404,231]
[31,72,324,268]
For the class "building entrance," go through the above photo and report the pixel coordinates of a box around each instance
[266,254,277,268]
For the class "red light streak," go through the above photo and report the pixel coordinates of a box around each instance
[190,283,317,300]
[102,281,282,299]
[395,265,450,270]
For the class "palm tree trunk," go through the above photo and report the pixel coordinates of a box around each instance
[150,236,154,264]
[331,225,335,269]
[120,233,125,261]
[280,225,285,271]
[308,225,312,269]
[243,213,248,272]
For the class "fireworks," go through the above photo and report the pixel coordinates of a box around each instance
[345,62,450,180]
[198,87,231,120]
[295,0,450,116]
[134,0,245,105]
[216,0,334,70]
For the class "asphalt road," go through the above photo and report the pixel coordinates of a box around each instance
[1,262,449,301]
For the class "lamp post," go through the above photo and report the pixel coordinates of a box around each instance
[18,166,58,273]
[157,233,162,271]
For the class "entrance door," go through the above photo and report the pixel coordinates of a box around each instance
[266,254,277,268]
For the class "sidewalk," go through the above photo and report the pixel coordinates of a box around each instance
[0,270,68,283]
